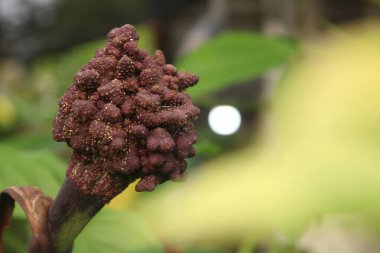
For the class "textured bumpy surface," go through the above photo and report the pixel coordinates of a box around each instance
[53,24,200,201]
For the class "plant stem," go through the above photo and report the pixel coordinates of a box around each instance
[48,178,105,253]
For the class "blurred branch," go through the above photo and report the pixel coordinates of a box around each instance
[176,0,227,57]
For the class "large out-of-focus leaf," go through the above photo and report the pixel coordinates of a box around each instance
[0,146,65,209]
[1,133,59,151]
[75,209,164,253]
[176,32,296,100]
[137,22,380,246]
[0,94,16,132]
[3,218,29,253]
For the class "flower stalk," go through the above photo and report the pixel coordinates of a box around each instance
[48,178,104,253]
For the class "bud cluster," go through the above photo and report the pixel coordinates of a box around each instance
[53,24,200,201]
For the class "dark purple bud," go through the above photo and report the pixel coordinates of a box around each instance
[53,24,200,201]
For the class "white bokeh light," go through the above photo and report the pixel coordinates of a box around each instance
[208,105,241,135]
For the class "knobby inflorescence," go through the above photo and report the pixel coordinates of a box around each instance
[53,24,200,202]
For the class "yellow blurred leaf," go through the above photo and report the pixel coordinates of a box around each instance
[136,21,380,246]
[0,94,16,130]
[107,181,138,210]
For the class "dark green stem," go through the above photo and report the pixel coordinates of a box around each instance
[48,178,105,253]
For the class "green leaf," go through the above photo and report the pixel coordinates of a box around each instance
[75,208,164,253]
[176,32,297,100]
[0,145,65,215]
[0,145,65,250]
[186,248,229,253]
[1,133,57,150]
[194,139,222,157]
[3,218,30,253]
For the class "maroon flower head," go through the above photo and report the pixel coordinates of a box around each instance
[53,24,200,202]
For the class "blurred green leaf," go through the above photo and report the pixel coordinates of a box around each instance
[1,133,60,151]
[0,94,16,132]
[75,208,164,253]
[194,139,222,157]
[0,144,65,249]
[176,32,297,100]
[0,145,65,207]
[3,218,29,253]
[185,247,229,253]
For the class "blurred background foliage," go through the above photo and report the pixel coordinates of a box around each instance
[0,0,380,253]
